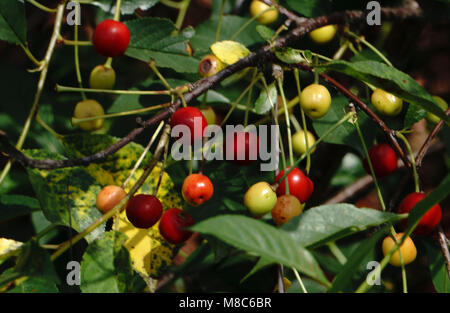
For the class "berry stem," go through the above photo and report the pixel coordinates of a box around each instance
[215,0,226,42]
[74,19,86,101]
[149,60,172,91]
[57,37,92,46]
[0,4,65,187]
[113,0,122,21]
[230,6,277,41]
[55,84,177,96]
[327,242,347,265]
[277,77,294,166]
[346,30,393,67]
[332,41,349,60]
[35,112,63,139]
[71,103,171,125]
[174,0,191,33]
[294,69,312,174]
[27,0,58,13]
[19,44,42,67]
[353,111,387,212]
[292,268,308,293]
[396,131,420,193]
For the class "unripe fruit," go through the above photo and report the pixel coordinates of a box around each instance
[170,107,208,144]
[96,185,127,214]
[199,106,217,125]
[198,54,226,78]
[244,182,277,216]
[309,25,337,44]
[93,20,130,57]
[398,192,442,235]
[182,173,214,206]
[292,130,316,155]
[89,65,116,90]
[363,143,398,178]
[272,195,304,226]
[159,208,194,244]
[274,167,314,204]
[426,96,448,125]
[225,131,260,166]
[299,84,331,119]
[73,99,105,131]
[126,194,163,229]
[249,0,279,25]
[382,233,417,267]
[371,89,403,117]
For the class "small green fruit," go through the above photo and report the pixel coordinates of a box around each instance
[299,84,331,119]
[426,96,448,124]
[244,182,277,216]
[73,99,105,131]
[292,130,316,155]
[89,65,116,90]
[371,88,403,116]
[309,25,337,44]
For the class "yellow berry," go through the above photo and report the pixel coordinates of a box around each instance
[249,1,279,25]
[292,130,316,155]
[371,88,403,116]
[299,84,331,119]
[73,99,105,131]
[382,233,417,267]
[309,25,337,44]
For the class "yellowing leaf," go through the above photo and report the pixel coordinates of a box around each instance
[211,40,250,65]
[0,238,23,257]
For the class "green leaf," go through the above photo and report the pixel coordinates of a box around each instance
[8,275,58,293]
[319,60,450,123]
[241,257,273,282]
[81,231,133,293]
[274,47,306,64]
[254,81,277,115]
[423,240,450,293]
[405,174,450,236]
[285,0,332,17]
[190,214,330,286]
[125,18,198,73]
[312,95,376,156]
[404,103,426,129]
[328,226,389,292]
[25,149,105,243]
[0,0,27,45]
[281,203,403,248]
[0,194,40,221]
[14,240,59,284]
[256,25,274,42]
[89,0,160,15]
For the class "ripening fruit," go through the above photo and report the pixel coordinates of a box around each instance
[244,182,277,216]
[159,208,194,244]
[225,131,260,166]
[93,20,131,57]
[73,99,105,131]
[274,167,314,204]
[292,130,316,155]
[198,54,226,78]
[182,173,214,206]
[371,89,403,117]
[249,0,279,25]
[272,195,304,226]
[126,194,163,229]
[363,143,398,178]
[89,65,116,90]
[426,96,448,125]
[96,185,127,214]
[170,106,208,144]
[382,233,417,267]
[398,192,442,235]
[309,25,337,44]
[299,84,332,119]
[199,106,217,125]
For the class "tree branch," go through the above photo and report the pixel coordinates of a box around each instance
[0,3,423,170]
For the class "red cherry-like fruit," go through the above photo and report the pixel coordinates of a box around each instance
[363,143,398,178]
[93,20,131,58]
[182,173,214,206]
[398,192,442,235]
[170,107,208,144]
[126,194,163,229]
[159,208,194,244]
[274,167,314,204]
[225,131,260,166]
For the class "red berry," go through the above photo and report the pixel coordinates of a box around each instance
[125,194,163,229]
[398,192,442,235]
[170,107,208,144]
[182,173,214,206]
[363,143,397,178]
[274,167,314,203]
[159,208,194,244]
[93,20,131,57]
[224,131,260,166]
